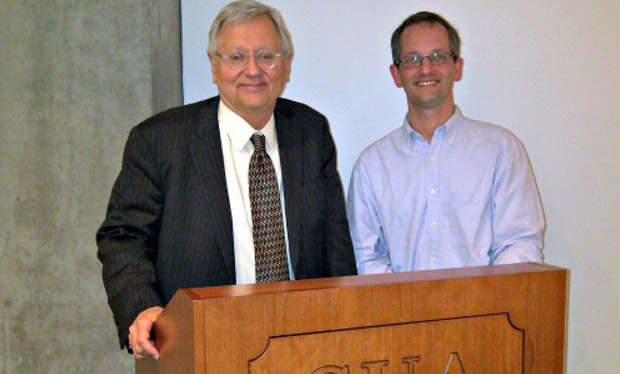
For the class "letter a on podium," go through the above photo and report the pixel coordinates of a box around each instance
[443,352,466,374]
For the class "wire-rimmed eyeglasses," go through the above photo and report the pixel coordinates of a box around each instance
[214,50,284,70]
[395,51,456,69]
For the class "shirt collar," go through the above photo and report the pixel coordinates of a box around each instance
[218,100,278,152]
[402,106,465,146]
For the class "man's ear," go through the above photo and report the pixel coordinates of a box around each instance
[283,54,293,83]
[208,54,218,84]
[390,64,403,88]
[454,57,464,82]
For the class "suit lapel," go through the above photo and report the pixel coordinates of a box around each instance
[275,103,302,274]
[188,98,235,277]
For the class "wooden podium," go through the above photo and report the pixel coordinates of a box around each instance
[136,263,567,374]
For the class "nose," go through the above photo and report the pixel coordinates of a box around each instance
[420,57,433,73]
[244,54,260,76]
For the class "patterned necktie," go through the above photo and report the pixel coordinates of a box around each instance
[249,133,290,283]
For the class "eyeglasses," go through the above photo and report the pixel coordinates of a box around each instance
[214,50,284,70]
[395,51,456,69]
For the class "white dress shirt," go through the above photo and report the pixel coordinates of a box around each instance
[218,101,293,284]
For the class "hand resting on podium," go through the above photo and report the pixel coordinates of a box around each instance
[128,306,164,360]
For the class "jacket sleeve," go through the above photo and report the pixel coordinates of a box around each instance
[96,125,164,350]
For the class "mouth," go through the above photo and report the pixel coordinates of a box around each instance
[415,79,439,87]
[239,82,267,91]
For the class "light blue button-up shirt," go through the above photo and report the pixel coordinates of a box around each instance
[347,107,545,274]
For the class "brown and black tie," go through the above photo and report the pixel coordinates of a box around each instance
[249,133,290,283]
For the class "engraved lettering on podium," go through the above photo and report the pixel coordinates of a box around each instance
[248,314,523,374]
[402,356,421,373]
[442,352,466,374]
[310,365,350,374]
[360,359,388,374]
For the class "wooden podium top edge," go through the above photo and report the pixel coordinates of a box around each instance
[181,262,566,301]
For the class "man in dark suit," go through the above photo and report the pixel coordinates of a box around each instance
[96,0,356,360]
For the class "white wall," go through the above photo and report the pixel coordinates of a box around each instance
[181,1,620,373]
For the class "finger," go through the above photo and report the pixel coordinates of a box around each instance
[129,337,142,359]
[136,318,159,359]
[130,340,145,358]
[128,325,137,346]
[138,339,159,359]
[135,317,154,347]
[128,325,141,355]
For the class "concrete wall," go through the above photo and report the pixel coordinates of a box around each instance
[0,1,182,373]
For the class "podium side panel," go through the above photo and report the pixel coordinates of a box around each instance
[136,290,197,374]
[523,269,567,374]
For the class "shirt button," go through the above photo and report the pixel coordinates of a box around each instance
[430,156,437,163]
[430,189,436,195]
[430,257,437,264]
[431,221,438,228]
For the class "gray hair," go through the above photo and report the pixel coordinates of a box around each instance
[207,0,294,59]
[391,11,461,65]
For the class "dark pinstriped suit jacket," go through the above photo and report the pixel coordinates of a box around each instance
[96,96,357,348]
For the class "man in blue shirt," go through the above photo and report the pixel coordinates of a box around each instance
[347,11,545,274]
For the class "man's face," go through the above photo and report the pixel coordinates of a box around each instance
[210,15,292,126]
[390,23,463,112]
